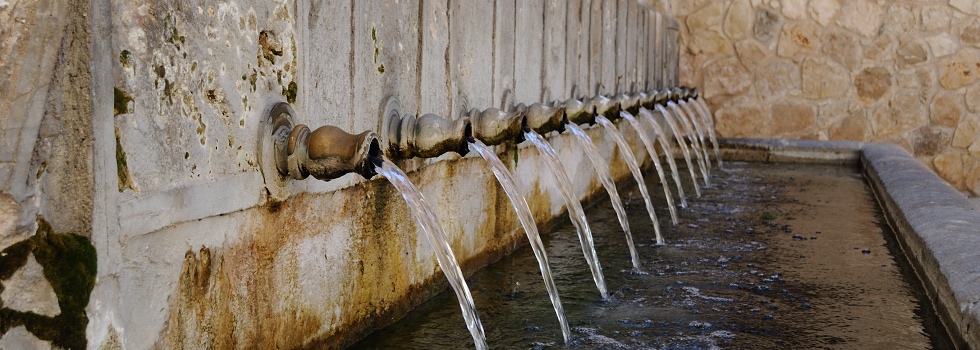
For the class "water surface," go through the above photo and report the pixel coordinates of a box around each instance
[354,162,951,349]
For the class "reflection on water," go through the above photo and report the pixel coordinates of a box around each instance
[353,162,952,349]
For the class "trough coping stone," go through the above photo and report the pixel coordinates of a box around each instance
[717,138,980,348]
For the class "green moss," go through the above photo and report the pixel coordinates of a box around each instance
[249,71,257,92]
[119,50,132,67]
[371,27,377,41]
[377,64,385,74]
[114,127,134,192]
[113,88,132,116]
[155,65,166,78]
[760,212,777,221]
[0,216,97,349]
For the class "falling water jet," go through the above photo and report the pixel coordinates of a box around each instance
[678,99,712,175]
[525,130,609,298]
[620,111,679,225]
[564,122,642,270]
[373,156,488,350]
[668,101,711,187]
[691,96,724,169]
[595,115,665,245]
[655,104,702,197]
[468,139,572,343]
[638,107,688,208]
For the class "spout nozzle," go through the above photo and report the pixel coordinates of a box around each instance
[524,102,566,135]
[267,102,380,182]
[470,107,525,146]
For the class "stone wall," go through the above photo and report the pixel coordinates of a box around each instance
[0,0,677,348]
[670,0,980,196]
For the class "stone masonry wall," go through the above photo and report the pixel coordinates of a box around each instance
[670,0,980,196]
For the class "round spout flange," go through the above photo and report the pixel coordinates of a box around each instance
[260,102,297,202]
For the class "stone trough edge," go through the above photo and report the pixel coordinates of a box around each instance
[716,137,980,349]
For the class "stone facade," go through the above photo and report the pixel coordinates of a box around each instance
[670,0,980,196]
[1,0,675,348]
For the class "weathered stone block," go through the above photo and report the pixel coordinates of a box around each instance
[961,19,980,48]
[702,56,752,98]
[687,1,731,56]
[837,0,882,37]
[754,7,781,43]
[771,99,816,136]
[734,39,769,71]
[801,56,849,99]
[777,21,821,59]
[966,84,980,113]
[920,6,950,32]
[912,125,951,157]
[928,33,960,58]
[724,0,754,40]
[854,67,892,104]
[883,5,916,34]
[951,0,980,17]
[934,151,966,188]
[939,49,980,90]
[829,109,869,141]
[896,40,928,67]
[715,98,769,137]
[757,59,800,96]
[781,0,807,20]
[930,91,965,128]
[823,31,862,70]
[870,89,927,138]
[808,0,841,26]
[953,114,980,148]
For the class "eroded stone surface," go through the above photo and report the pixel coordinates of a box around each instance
[883,5,915,34]
[756,59,800,96]
[0,253,61,317]
[716,97,769,136]
[896,40,928,67]
[934,151,966,188]
[0,193,19,251]
[928,33,960,58]
[801,56,848,99]
[920,6,950,32]
[823,31,862,70]
[953,114,980,148]
[961,19,980,48]
[951,0,980,16]
[724,0,754,39]
[829,110,868,141]
[836,0,882,37]
[687,2,731,56]
[0,327,53,350]
[781,0,807,20]
[735,39,769,71]
[702,56,752,98]
[930,91,964,128]
[854,67,892,104]
[967,85,980,113]
[777,21,821,58]
[771,99,815,137]
[912,125,950,157]
[870,89,927,138]
[808,0,840,26]
[754,7,781,42]
[939,49,980,90]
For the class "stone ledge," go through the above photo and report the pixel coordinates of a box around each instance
[862,143,980,349]
[717,138,980,348]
